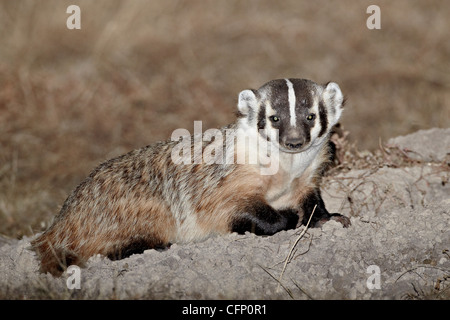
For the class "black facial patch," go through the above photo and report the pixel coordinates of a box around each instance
[269,82,291,136]
[318,100,328,137]
[290,79,314,111]
[257,103,266,131]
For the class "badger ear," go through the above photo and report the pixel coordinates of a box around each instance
[323,82,344,126]
[237,89,257,116]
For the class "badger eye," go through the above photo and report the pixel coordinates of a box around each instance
[306,114,316,121]
[269,115,280,122]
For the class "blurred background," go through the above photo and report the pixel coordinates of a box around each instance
[0,0,449,238]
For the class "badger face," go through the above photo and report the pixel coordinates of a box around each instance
[237,78,344,154]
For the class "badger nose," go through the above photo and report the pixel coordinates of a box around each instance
[283,138,305,150]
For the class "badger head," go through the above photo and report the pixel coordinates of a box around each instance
[237,78,344,154]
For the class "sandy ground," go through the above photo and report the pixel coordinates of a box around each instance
[0,128,449,299]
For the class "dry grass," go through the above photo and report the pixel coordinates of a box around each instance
[0,0,449,238]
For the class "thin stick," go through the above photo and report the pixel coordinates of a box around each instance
[277,204,317,292]
[395,264,450,282]
[259,264,294,299]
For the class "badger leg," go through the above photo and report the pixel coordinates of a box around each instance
[107,236,171,260]
[231,200,299,235]
[301,189,351,228]
[31,235,85,277]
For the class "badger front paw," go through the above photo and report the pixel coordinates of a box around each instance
[315,213,351,228]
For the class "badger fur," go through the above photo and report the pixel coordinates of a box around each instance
[31,78,350,276]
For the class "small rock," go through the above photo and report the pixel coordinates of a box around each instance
[387,128,450,162]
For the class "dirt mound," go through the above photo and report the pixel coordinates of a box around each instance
[0,128,449,299]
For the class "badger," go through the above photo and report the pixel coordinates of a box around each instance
[31,78,350,276]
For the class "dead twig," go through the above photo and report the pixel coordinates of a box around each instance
[395,265,450,283]
[258,264,294,299]
[277,204,317,292]
[291,277,314,300]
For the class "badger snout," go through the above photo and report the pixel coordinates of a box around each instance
[282,136,306,150]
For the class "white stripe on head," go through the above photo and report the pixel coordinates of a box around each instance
[285,79,296,127]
